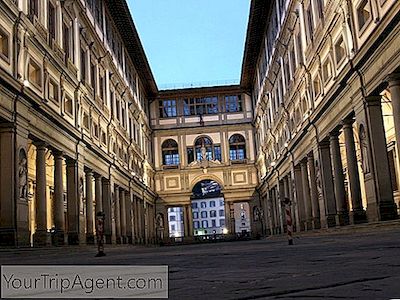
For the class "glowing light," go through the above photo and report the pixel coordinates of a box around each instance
[222,228,229,234]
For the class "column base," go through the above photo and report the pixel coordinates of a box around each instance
[86,234,95,245]
[312,218,321,230]
[52,231,65,246]
[326,214,337,228]
[336,211,350,226]
[378,202,398,221]
[33,230,51,247]
[305,220,313,231]
[350,209,367,224]
[0,228,17,247]
[127,236,133,244]
[116,236,122,244]
[67,232,80,245]
[105,234,112,244]
[121,236,128,244]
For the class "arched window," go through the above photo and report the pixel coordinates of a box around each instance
[162,139,179,166]
[195,136,213,161]
[229,134,246,161]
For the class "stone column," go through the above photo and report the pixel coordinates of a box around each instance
[363,96,398,220]
[300,160,312,230]
[125,191,133,244]
[186,204,193,237]
[101,178,112,244]
[114,186,121,243]
[307,153,321,229]
[388,74,400,175]
[132,195,138,243]
[224,200,231,234]
[329,132,349,225]
[294,165,305,231]
[66,158,80,245]
[94,174,102,213]
[137,198,143,243]
[33,142,50,246]
[342,118,366,223]
[229,201,235,234]
[52,150,65,245]
[120,188,127,244]
[85,170,94,244]
[0,126,16,246]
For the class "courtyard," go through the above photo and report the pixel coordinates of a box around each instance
[1,226,400,299]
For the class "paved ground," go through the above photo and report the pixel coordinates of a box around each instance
[1,226,400,299]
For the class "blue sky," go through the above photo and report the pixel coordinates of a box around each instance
[127,1,251,89]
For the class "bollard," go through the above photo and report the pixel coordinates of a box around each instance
[95,211,106,257]
[282,197,293,245]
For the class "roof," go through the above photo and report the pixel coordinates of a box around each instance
[240,0,272,91]
[158,84,242,98]
[104,0,158,97]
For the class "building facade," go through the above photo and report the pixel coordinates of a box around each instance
[1,0,400,248]
[250,0,400,235]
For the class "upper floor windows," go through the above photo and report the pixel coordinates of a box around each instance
[0,27,10,61]
[305,3,314,42]
[187,136,221,164]
[334,35,346,65]
[48,1,57,41]
[229,134,246,161]
[162,139,179,166]
[63,21,73,62]
[28,0,39,22]
[28,59,42,88]
[184,96,218,116]
[64,94,73,116]
[357,0,372,32]
[48,78,59,104]
[159,99,177,118]
[225,95,243,112]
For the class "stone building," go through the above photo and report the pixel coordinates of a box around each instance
[251,0,400,235]
[1,0,400,247]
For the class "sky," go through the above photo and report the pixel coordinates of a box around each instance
[127,0,251,89]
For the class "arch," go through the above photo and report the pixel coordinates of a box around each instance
[192,179,222,199]
[189,174,224,192]
[193,135,214,161]
[229,134,246,161]
[161,139,179,166]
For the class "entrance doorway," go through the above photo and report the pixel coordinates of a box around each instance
[191,180,226,236]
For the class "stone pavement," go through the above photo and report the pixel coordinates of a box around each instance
[1,226,400,299]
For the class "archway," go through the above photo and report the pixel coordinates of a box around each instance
[191,180,226,236]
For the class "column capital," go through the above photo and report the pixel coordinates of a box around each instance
[307,152,314,161]
[33,140,47,150]
[85,169,93,177]
[342,117,355,128]
[387,73,400,87]
[329,130,341,139]
[94,173,102,179]
[51,149,64,158]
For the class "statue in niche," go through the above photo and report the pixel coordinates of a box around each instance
[18,150,27,200]
[201,145,207,161]
[79,177,84,213]
[359,125,370,174]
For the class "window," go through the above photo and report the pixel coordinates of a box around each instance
[28,0,39,21]
[202,220,208,228]
[211,219,216,227]
[219,209,224,217]
[214,145,222,161]
[225,95,243,112]
[210,210,217,218]
[169,215,176,221]
[81,48,87,84]
[322,58,332,83]
[229,134,246,161]
[219,219,225,227]
[296,32,303,65]
[193,212,199,219]
[48,79,59,104]
[313,77,322,98]
[162,139,179,166]
[93,122,99,139]
[187,147,194,164]
[201,202,207,208]
[194,136,213,161]
[82,112,89,129]
[91,61,97,90]
[64,95,73,116]
[192,202,198,209]
[0,27,10,60]
[316,0,324,20]
[63,22,73,61]
[193,221,200,229]
[357,0,371,31]
[171,224,175,231]
[219,200,224,206]
[201,211,207,218]
[183,96,218,116]
[48,1,56,41]
[101,131,107,145]
[306,3,314,42]
[28,59,42,88]
[335,36,346,65]
[210,201,216,207]
[159,100,177,118]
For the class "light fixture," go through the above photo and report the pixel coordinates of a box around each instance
[222,228,228,234]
